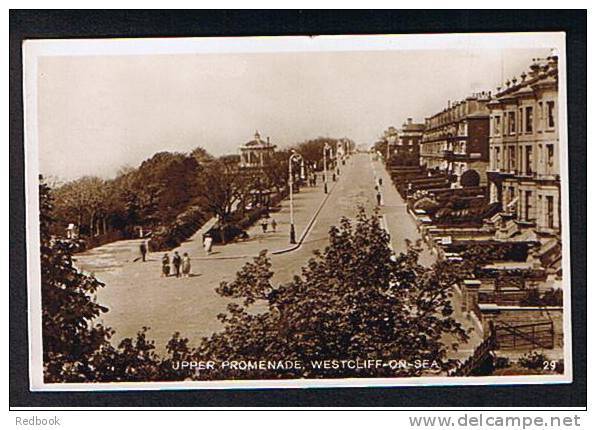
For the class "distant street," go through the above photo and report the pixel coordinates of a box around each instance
[76,153,478,357]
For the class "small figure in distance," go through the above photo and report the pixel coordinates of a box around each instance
[181,252,191,277]
[161,253,170,277]
[139,240,147,262]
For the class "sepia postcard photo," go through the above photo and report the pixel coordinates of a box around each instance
[22,32,572,391]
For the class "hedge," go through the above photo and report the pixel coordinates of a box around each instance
[149,205,211,252]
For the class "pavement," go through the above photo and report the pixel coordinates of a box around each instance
[75,153,481,359]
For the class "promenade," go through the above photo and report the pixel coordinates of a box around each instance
[76,153,481,359]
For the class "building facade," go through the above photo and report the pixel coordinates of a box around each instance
[486,56,560,236]
[393,118,424,166]
[238,131,276,168]
[420,94,490,186]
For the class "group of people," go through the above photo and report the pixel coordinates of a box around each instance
[139,241,193,278]
[261,216,277,233]
[161,251,192,278]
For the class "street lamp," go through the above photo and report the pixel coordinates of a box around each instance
[323,142,330,194]
[386,138,391,164]
[288,150,304,244]
[335,141,342,175]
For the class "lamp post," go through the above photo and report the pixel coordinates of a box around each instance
[288,150,304,244]
[386,138,390,164]
[336,141,342,175]
[323,142,330,194]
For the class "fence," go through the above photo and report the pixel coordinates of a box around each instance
[449,324,497,376]
[494,321,555,350]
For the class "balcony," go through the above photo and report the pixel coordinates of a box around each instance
[441,150,471,161]
[486,170,514,183]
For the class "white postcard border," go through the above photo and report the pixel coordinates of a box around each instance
[22,32,572,391]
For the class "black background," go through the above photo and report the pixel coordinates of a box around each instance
[9,9,587,408]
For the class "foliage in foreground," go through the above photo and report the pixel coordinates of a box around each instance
[42,177,466,382]
[193,209,467,379]
[40,180,194,382]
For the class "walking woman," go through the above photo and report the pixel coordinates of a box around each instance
[181,252,191,277]
[203,233,213,255]
[161,253,170,277]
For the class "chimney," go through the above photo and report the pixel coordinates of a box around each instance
[267,136,270,145]
[549,55,558,66]
[407,118,413,125]
[529,62,541,78]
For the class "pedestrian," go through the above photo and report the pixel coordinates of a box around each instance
[181,252,191,277]
[313,174,317,186]
[161,253,170,277]
[379,177,383,187]
[139,240,147,262]
[271,218,277,233]
[261,217,268,233]
[203,234,213,255]
[376,191,382,206]
[172,251,182,278]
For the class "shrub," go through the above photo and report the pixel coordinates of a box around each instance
[520,288,563,307]
[149,205,210,252]
[518,351,549,370]
[207,206,269,244]
[494,356,510,369]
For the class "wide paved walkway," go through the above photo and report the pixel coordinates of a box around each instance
[75,153,480,360]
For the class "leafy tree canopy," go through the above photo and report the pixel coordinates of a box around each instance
[194,208,468,379]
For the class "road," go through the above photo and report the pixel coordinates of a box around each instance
[75,153,478,358]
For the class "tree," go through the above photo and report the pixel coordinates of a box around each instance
[194,208,468,379]
[190,146,214,165]
[195,157,248,224]
[294,137,340,171]
[40,177,194,382]
[52,176,106,236]
[39,177,112,382]
[262,150,290,194]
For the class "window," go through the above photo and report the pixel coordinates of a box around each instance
[546,101,556,128]
[537,144,543,171]
[493,116,501,135]
[495,147,501,168]
[525,106,534,133]
[547,144,555,173]
[519,108,524,133]
[508,146,516,172]
[538,195,543,225]
[525,146,533,175]
[508,111,516,135]
[537,101,543,131]
[546,196,555,228]
[525,190,533,221]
